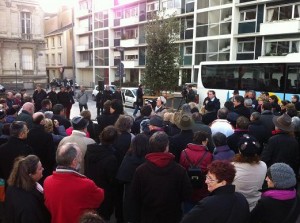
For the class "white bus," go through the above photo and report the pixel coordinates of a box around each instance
[196,54,300,106]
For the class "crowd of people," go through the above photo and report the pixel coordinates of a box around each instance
[0,85,300,223]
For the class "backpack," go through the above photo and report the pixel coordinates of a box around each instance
[184,150,208,189]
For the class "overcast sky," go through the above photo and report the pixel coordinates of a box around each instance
[38,0,74,13]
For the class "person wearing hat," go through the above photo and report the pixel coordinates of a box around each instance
[232,134,267,211]
[169,114,194,162]
[261,113,299,176]
[154,96,167,117]
[251,163,300,223]
[142,115,165,137]
[58,116,95,174]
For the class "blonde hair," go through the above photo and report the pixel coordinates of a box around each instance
[163,112,174,122]
[44,118,54,133]
[80,110,91,120]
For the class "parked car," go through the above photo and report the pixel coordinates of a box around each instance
[92,85,117,100]
[121,87,138,108]
[0,84,5,93]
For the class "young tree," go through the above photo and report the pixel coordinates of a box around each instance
[142,13,181,95]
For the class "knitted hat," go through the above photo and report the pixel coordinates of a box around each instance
[237,134,260,157]
[268,163,296,189]
[71,116,89,130]
[272,113,294,132]
[149,115,164,127]
[176,114,194,130]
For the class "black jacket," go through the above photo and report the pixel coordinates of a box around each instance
[251,189,300,223]
[131,158,192,223]
[84,144,118,220]
[169,130,194,162]
[261,132,300,175]
[27,124,56,183]
[181,185,250,223]
[4,186,50,223]
[0,137,33,181]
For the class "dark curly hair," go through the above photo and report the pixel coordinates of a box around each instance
[207,160,236,184]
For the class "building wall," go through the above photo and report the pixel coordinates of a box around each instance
[0,0,46,90]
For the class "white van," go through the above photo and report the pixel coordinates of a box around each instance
[121,87,138,108]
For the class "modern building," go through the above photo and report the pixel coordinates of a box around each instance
[73,0,300,87]
[44,6,75,84]
[0,0,46,90]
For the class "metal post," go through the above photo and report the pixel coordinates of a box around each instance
[15,63,17,91]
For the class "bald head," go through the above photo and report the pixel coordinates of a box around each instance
[56,143,81,169]
[22,102,34,114]
[32,112,45,124]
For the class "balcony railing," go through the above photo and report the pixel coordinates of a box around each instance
[21,33,32,40]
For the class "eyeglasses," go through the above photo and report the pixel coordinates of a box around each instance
[205,175,218,183]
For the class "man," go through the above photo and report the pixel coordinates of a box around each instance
[39,99,52,113]
[169,114,194,162]
[27,112,55,183]
[261,113,299,175]
[131,132,192,223]
[133,84,144,117]
[47,86,58,106]
[32,84,47,112]
[260,102,275,140]
[0,121,32,181]
[76,85,89,112]
[154,96,167,117]
[44,143,104,223]
[58,116,95,174]
[112,87,124,103]
[16,102,34,130]
[6,92,19,110]
[52,104,71,129]
[232,95,250,119]
[186,85,196,103]
[210,108,234,137]
[203,90,220,112]
[57,86,70,114]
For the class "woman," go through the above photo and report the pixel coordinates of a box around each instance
[181,160,250,223]
[44,118,67,145]
[232,134,267,211]
[116,134,149,223]
[251,163,300,223]
[4,155,50,223]
[84,126,119,222]
[179,131,213,213]
[81,110,97,141]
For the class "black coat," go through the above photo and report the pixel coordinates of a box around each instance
[57,91,70,107]
[233,104,251,119]
[113,132,132,166]
[52,114,71,130]
[97,113,120,134]
[261,132,300,175]
[260,110,275,140]
[202,111,217,126]
[33,89,47,112]
[169,130,194,162]
[27,124,56,183]
[136,87,143,107]
[84,144,118,220]
[0,137,33,181]
[47,91,58,106]
[4,186,50,223]
[181,185,250,223]
[248,120,269,154]
[116,154,145,223]
[131,158,192,223]
[227,129,249,154]
[250,189,300,223]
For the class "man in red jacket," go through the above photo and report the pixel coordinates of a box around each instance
[44,142,104,223]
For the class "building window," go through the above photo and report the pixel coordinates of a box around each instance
[95,30,109,47]
[115,10,122,19]
[238,41,255,52]
[58,36,62,47]
[58,53,62,64]
[95,49,109,66]
[22,49,33,70]
[114,30,121,39]
[52,37,55,48]
[186,18,194,29]
[46,54,49,65]
[147,1,158,12]
[95,11,109,29]
[45,38,48,48]
[184,44,193,55]
[21,12,31,39]
[265,40,300,55]
[125,55,138,60]
[52,54,55,65]
[295,4,300,18]
[267,5,293,22]
[240,10,256,21]
[122,28,137,39]
[124,6,138,19]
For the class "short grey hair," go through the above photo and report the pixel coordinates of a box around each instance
[56,143,79,167]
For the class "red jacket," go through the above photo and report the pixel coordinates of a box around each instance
[44,169,104,223]
[180,143,213,202]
